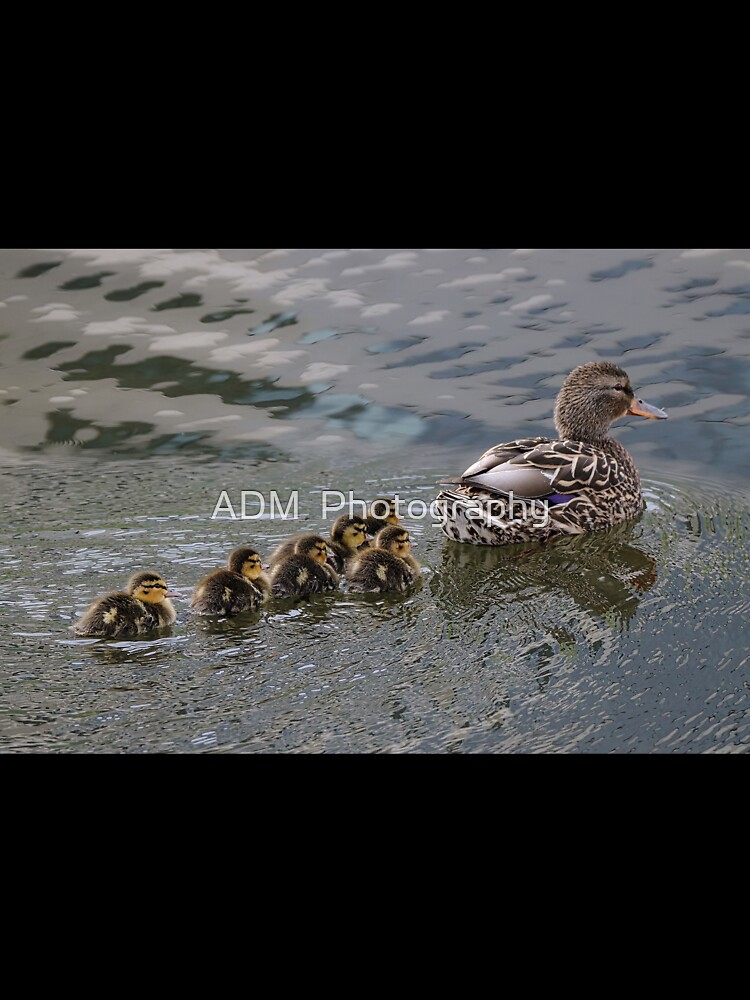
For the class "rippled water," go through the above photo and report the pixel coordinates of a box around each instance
[1,248,749,753]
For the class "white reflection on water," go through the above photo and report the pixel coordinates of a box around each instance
[1,247,749,480]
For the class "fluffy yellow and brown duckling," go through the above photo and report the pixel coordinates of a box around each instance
[347,526,421,594]
[364,497,402,537]
[72,572,177,639]
[437,361,668,546]
[327,515,370,573]
[268,532,320,567]
[270,535,339,599]
[191,547,270,617]
[269,518,368,573]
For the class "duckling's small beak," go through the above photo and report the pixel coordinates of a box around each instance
[629,399,668,420]
[262,564,271,571]
[165,590,179,599]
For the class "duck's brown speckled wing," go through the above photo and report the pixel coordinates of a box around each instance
[442,437,622,500]
[462,437,554,477]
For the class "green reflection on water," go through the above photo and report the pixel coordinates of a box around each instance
[105,282,166,302]
[201,308,256,323]
[49,344,425,447]
[34,408,283,461]
[152,293,203,312]
[250,312,299,336]
[16,261,62,279]
[56,346,322,413]
[41,410,154,450]
[22,341,77,361]
[60,272,116,291]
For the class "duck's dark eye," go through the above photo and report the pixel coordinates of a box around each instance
[614,384,626,392]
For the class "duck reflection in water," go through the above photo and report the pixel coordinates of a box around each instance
[432,522,659,630]
[73,635,184,671]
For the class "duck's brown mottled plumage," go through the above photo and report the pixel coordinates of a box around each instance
[191,548,270,617]
[347,526,421,594]
[436,362,668,546]
[72,571,177,638]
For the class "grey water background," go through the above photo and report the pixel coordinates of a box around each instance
[1,248,748,753]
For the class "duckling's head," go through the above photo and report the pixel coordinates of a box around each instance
[295,535,330,565]
[331,515,369,553]
[376,526,413,558]
[554,362,668,443]
[228,548,265,581]
[369,498,401,526]
[128,572,174,604]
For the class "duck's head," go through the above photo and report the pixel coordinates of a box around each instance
[228,548,265,581]
[128,572,175,604]
[296,535,330,566]
[554,361,668,443]
[376,526,413,558]
[331,515,369,553]
[369,498,401,527]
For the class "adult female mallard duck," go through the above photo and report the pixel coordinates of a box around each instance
[347,526,421,594]
[72,572,177,638]
[436,361,668,546]
[270,535,339,599]
[191,547,270,617]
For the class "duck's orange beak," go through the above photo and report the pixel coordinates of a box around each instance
[629,398,668,420]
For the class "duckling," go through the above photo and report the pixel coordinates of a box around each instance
[327,515,370,573]
[270,535,339,599]
[191,547,270,617]
[268,532,321,567]
[269,519,368,573]
[72,572,177,639]
[347,526,421,594]
[364,497,402,537]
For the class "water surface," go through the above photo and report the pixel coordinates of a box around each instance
[1,248,749,753]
